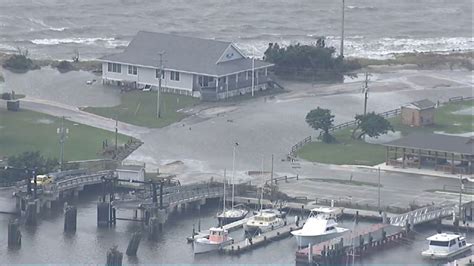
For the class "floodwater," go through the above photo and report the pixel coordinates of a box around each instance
[0,187,472,264]
[0,0,472,59]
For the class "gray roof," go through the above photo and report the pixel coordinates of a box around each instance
[117,165,144,172]
[404,99,436,110]
[100,31,273,77]
[384,133,474,155]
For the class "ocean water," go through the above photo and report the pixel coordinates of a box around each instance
[0,0,472,60]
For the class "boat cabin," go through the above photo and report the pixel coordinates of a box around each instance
[309,207,343,219]
[208,227,229,243]
[426,233,467,252]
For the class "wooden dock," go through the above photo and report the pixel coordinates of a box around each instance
[186,217,249,242]
[221,222,302,255]
[295,224,408,265]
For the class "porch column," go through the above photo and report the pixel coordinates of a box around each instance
[451,153,455,174]
[215,78,219,100]
[418,149,422,169]
[402,148,406,168]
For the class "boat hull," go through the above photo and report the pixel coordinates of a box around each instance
[243,222,284,234]
[217,214,246,226]
[292,231,345,247]
[193,239,233,254]
[421,244,472,259]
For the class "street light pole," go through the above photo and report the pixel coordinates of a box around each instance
[115,114,118,153]
[157,52,164,118]
[378,167,381,211]
[459,174,463,220]
[340,0,345,58]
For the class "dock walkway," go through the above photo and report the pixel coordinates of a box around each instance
[222,222,302,255]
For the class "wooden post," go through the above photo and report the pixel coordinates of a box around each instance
[434,151,438,170]
[25,201,37,226]
[106,246,123,266]
[97,202,110,227]
[64,205,77,232]
[148,217,159,240]
[126,232,142,256]
[8,219,21,247]
[418,149,422,169]
[402,148,406,168]
[451,153,455,174]
[385,147,389,165]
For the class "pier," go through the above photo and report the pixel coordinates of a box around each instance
[295,224,408,265]
[222,222,302,255]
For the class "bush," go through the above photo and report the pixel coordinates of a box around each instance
[56,60,75,73]
[1,92,11,100]
[2,54,39,73]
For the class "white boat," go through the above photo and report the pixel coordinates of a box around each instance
[244,211,285,234]
[421,233,472,259]
[193,227,233,254]
[291,207,348,247]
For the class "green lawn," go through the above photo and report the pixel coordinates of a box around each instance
[84,91,199,128]
[0,109,129,161]
[298,100,473,166]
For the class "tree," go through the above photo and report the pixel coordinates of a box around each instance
[7,151,58,175]
[305,107,335,143]
[351,112,394,140]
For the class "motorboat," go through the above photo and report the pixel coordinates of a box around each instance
[193,227,233,254]
[217,204,249,225]
[244,211,285,234]
[291,207,348,247]
[253,208,287,219]
[421,233,472,259]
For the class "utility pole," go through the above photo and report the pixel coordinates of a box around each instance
[459,174,463,220]
[157,52,164,118]
[363,72,370,116]
[115,115,118,154]
[57,116,68,171]
[251,53,255,97]
[340,0,345,58]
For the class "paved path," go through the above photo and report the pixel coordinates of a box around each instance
[9,68,474,209]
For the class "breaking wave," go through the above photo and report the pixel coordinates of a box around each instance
[31,37,129,48]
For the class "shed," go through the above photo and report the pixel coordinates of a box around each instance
[400,99,436,127]
[116,163,145,186]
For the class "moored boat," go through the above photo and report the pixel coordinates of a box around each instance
[193,227,233,254]
[421,233,472,259]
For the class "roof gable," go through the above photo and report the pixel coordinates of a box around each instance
[404,99,436,110]
[216,44,245,63]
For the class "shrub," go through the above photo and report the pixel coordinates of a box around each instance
[56,60,75,73]
[2,54,39,73]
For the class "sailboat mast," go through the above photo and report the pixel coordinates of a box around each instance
[231,145,236,210]
[223,169,226,215]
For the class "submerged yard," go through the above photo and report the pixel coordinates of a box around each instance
[0,108,129,161]
[84,91,199,128]
[298,100,473,166]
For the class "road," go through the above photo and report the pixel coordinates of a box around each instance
[4,67,473,209]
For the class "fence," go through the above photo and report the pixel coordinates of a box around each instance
[288,95,472,157]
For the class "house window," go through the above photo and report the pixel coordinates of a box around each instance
[156,69,164,79]
[170,71,180,81]
[128,65,137,75]
[108,63,121,73]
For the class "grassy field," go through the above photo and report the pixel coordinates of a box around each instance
[84,91,199,128]
[0,108,130,161]
[298,100,473,165]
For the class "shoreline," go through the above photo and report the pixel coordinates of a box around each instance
[0,50,472,76]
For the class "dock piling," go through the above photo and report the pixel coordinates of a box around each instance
[126,232,142,256]
[106,246,123,266]
[97,202,110,227]
[8,219,21,248]
[25,201,37,226]
[64,205,77,232]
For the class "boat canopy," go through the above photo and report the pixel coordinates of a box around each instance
[426,233,460,241]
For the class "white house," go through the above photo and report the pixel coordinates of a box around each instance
[99,31,275,100]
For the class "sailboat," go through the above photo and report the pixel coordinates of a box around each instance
[217,148,248,225]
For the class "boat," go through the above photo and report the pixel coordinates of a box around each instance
[193,227,233,254]
[244,210,285,234]
[421,233,472,259]
[217,204,249,225]
[291,207,348,247]
[216,156,248,226]
[253,208,287,219]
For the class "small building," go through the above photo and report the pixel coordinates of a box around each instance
[384,133,474,175]
[99,31,275,100]
[400,99,436,127]
[116,163,145,186]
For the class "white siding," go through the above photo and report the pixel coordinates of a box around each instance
[102,62,193,92]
